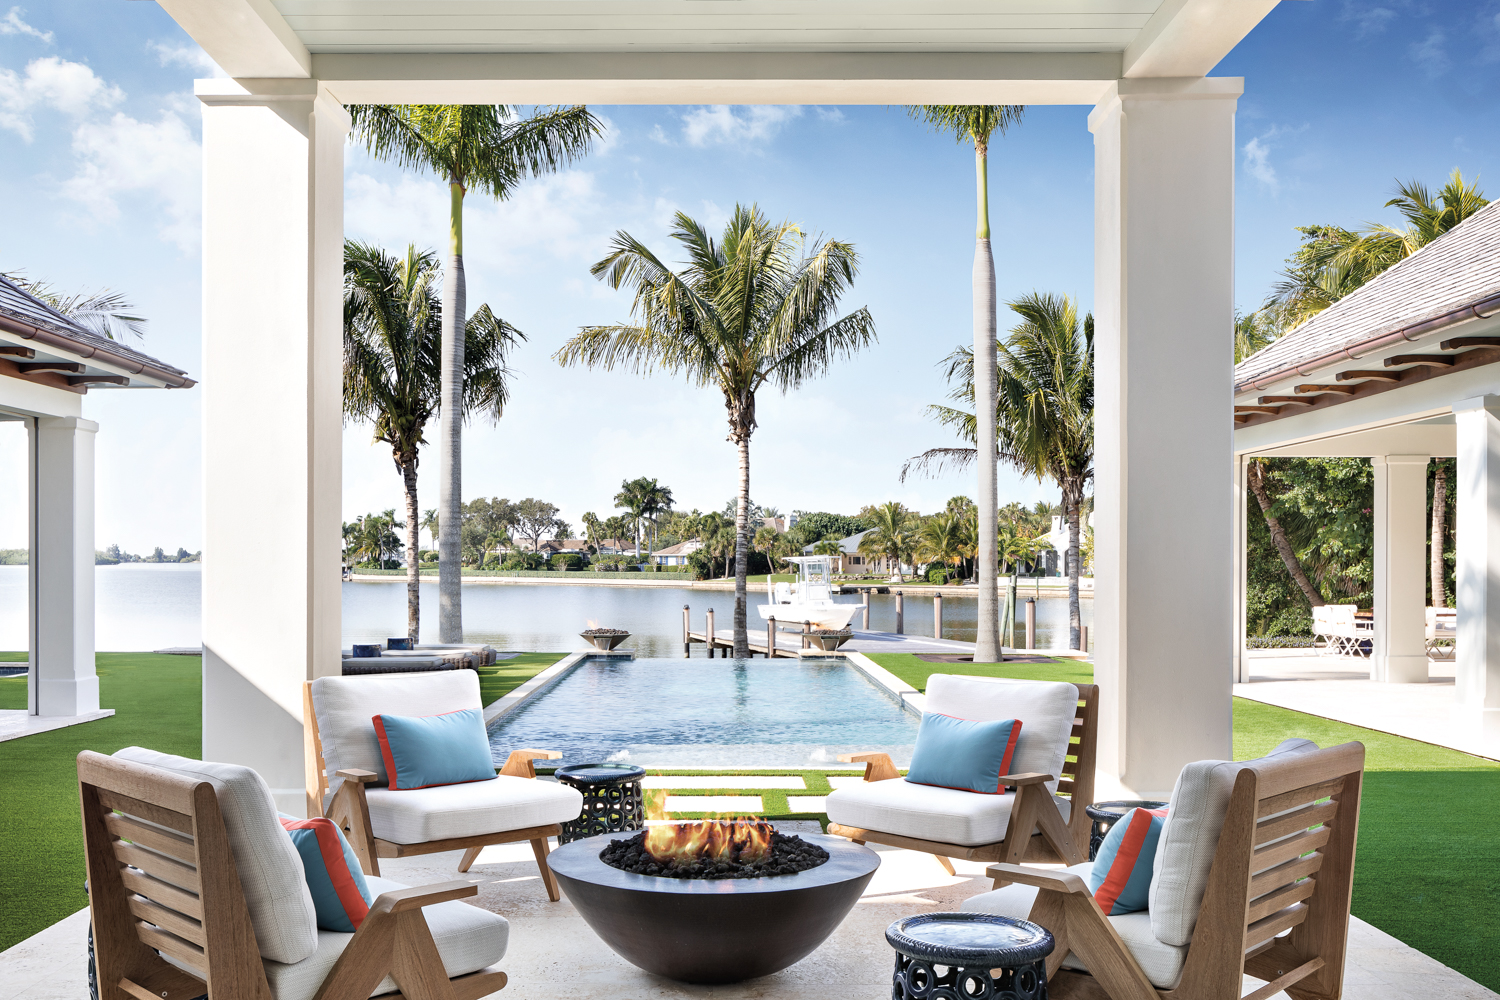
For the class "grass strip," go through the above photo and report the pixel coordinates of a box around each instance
[865,653,1094,692]
[475,651,568,706]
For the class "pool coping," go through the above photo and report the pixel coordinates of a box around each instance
[482,649,594,727]
[841,651,926,718]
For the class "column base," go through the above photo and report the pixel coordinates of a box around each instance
[36,675,100,717]
[1373,654,1429,684]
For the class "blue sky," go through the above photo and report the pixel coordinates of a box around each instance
[1,1,1497,552]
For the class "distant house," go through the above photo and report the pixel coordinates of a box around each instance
[538,537,633,560]
[1038,513,1095,578]
[800,530,905,576]
[651,539,703,567]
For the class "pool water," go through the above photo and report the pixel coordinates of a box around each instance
[487,656,919,769]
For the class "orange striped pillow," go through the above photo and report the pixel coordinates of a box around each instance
[1087,807,1168,915]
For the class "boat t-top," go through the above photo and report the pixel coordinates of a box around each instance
[758,555,862,630]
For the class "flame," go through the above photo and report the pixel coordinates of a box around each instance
[585,618,599,630]
[644,818,774,865]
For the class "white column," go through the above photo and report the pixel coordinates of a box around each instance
[1233,455,1249,683]
[198,79,345,814]
[1371,456,1430,683]
[1090,78,1241,797]
[1454,396,1500,709]
[33,416,99,716]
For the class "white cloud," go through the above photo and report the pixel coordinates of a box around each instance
[1242,136,1277,191]
[680,105,802,147]
[1340,3,1397,38]
[1410,29,1450,76]
[148,40,227,78]
[0,6,51,43]
[62,111,202,251]
[0,56,123,140]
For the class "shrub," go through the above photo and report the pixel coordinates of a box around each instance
[927,566,949,585]
[501,552,546,571]
[1245,636,1318,649]
[551,554,582,571]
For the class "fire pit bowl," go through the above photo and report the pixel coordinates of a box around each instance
[804,629,854,651]
[581,628,631,652]
[548,829,879,984]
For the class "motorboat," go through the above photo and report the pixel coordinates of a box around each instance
[757,555,862,630]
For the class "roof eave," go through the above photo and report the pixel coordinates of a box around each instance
[0,314,197,389]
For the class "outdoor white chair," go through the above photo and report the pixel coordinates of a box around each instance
[961,738,1366,1000]
[304,669,583,901]
[826,675,1097,875]
[80,747,511,1000]
[1318,604,1369,658]
[1311,605,1343,655]
[1426,607,1457,660]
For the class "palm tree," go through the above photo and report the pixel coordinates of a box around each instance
[343,240,524,639]
[555,205,877,656]
[348,103,602,642]
[581,512,604,554]
[917,512,966,579]
[421,509,439,551]
[905,105,1025,662]
[858,502,917,583]
[904,293,1094,650]
[3,274,147,342]
[614,477,675,558]
[1266,170,1488,330]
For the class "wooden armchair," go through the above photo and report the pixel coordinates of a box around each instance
[826,678,1098,878]
[966,740,1365,1000]
[79,750,509,1000]
[304,674,582,902]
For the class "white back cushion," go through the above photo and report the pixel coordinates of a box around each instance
[112,747,318,965]
[924,675,1080,794]
[309,670,483,785]
[1148,737,1319,946]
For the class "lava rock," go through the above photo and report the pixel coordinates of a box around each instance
[599,831,830,880]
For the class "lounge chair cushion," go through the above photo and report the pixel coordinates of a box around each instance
[961,864,1189,990]
[261,875,509,1000]
[112,747,319,965]
[310,670,483,785]
[1149,737,1319,946]
[825,777,1071,848]
[924,675,1080,794]
[365,775,584,844]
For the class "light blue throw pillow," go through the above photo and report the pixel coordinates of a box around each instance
[904,712,1023,794]
[1087,806,1168,914]
[372,708,496,790]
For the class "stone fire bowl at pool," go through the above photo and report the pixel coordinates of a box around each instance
[547,830,880,984]
[580,630,630,651]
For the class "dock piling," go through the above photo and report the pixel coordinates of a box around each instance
[895,591,904,635]
[682,604,690,657]
[934,592,943,640]
[1024,599,1036,650]
[706,608,715,658]
[802,620,811,650]
[767,616,776,659]
[861,590,870,630]
[1080,623,1089,655]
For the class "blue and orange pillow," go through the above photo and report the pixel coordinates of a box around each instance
[279,817,374,932]
[1087,806,1168,915]
[905,713,1023,794]
[372,708,497,790]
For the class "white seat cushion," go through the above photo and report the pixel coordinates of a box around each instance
[1149,737,1319,946]
[961,864,1188,990]
[365,776,584,844]
[112,747,318,965]
[924,675,1080,794]
[262,876,508,1000]
[825,778,1070,848]
[310,671,484,785]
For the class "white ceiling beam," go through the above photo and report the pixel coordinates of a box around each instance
[155,0,312,78]
[1123,0,1282,78]
[311,50,1122,104]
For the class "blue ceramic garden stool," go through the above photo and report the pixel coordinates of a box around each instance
[886,912,1054,1000]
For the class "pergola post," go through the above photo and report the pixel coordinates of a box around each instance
[198,80,347,814]
[1371,455,1430,683]
[33,416,99,716]
[1090,78,1240,796]
[1454,395,1500,709]
[1233,454,1249,684]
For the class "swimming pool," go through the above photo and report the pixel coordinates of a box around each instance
[487,656,919,768]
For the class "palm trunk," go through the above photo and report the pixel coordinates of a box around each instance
[1248,461,1322,608]
[1065,485,1081,651]
[438,181,466,643]
[1431,461,1447,607]
[973,140,1002,662]
[400,456,421,639]
[733,435,751,657]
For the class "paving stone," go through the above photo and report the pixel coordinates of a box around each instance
[786,795,828,812]
[642,775,806,789]
[662,795,764,812]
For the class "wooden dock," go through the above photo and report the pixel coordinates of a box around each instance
[681,605,845,657]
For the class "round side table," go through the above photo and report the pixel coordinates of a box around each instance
[1084,799,1168,860]
[554,763,647,843]
[886,912,1054,1000]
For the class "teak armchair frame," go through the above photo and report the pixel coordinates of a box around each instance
[78,750,508,1000]
[303,682,565,901]
[987,741,1365,1000]
[827,683,1099,878]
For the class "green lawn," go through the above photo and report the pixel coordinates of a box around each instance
[2,652,1496,992]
